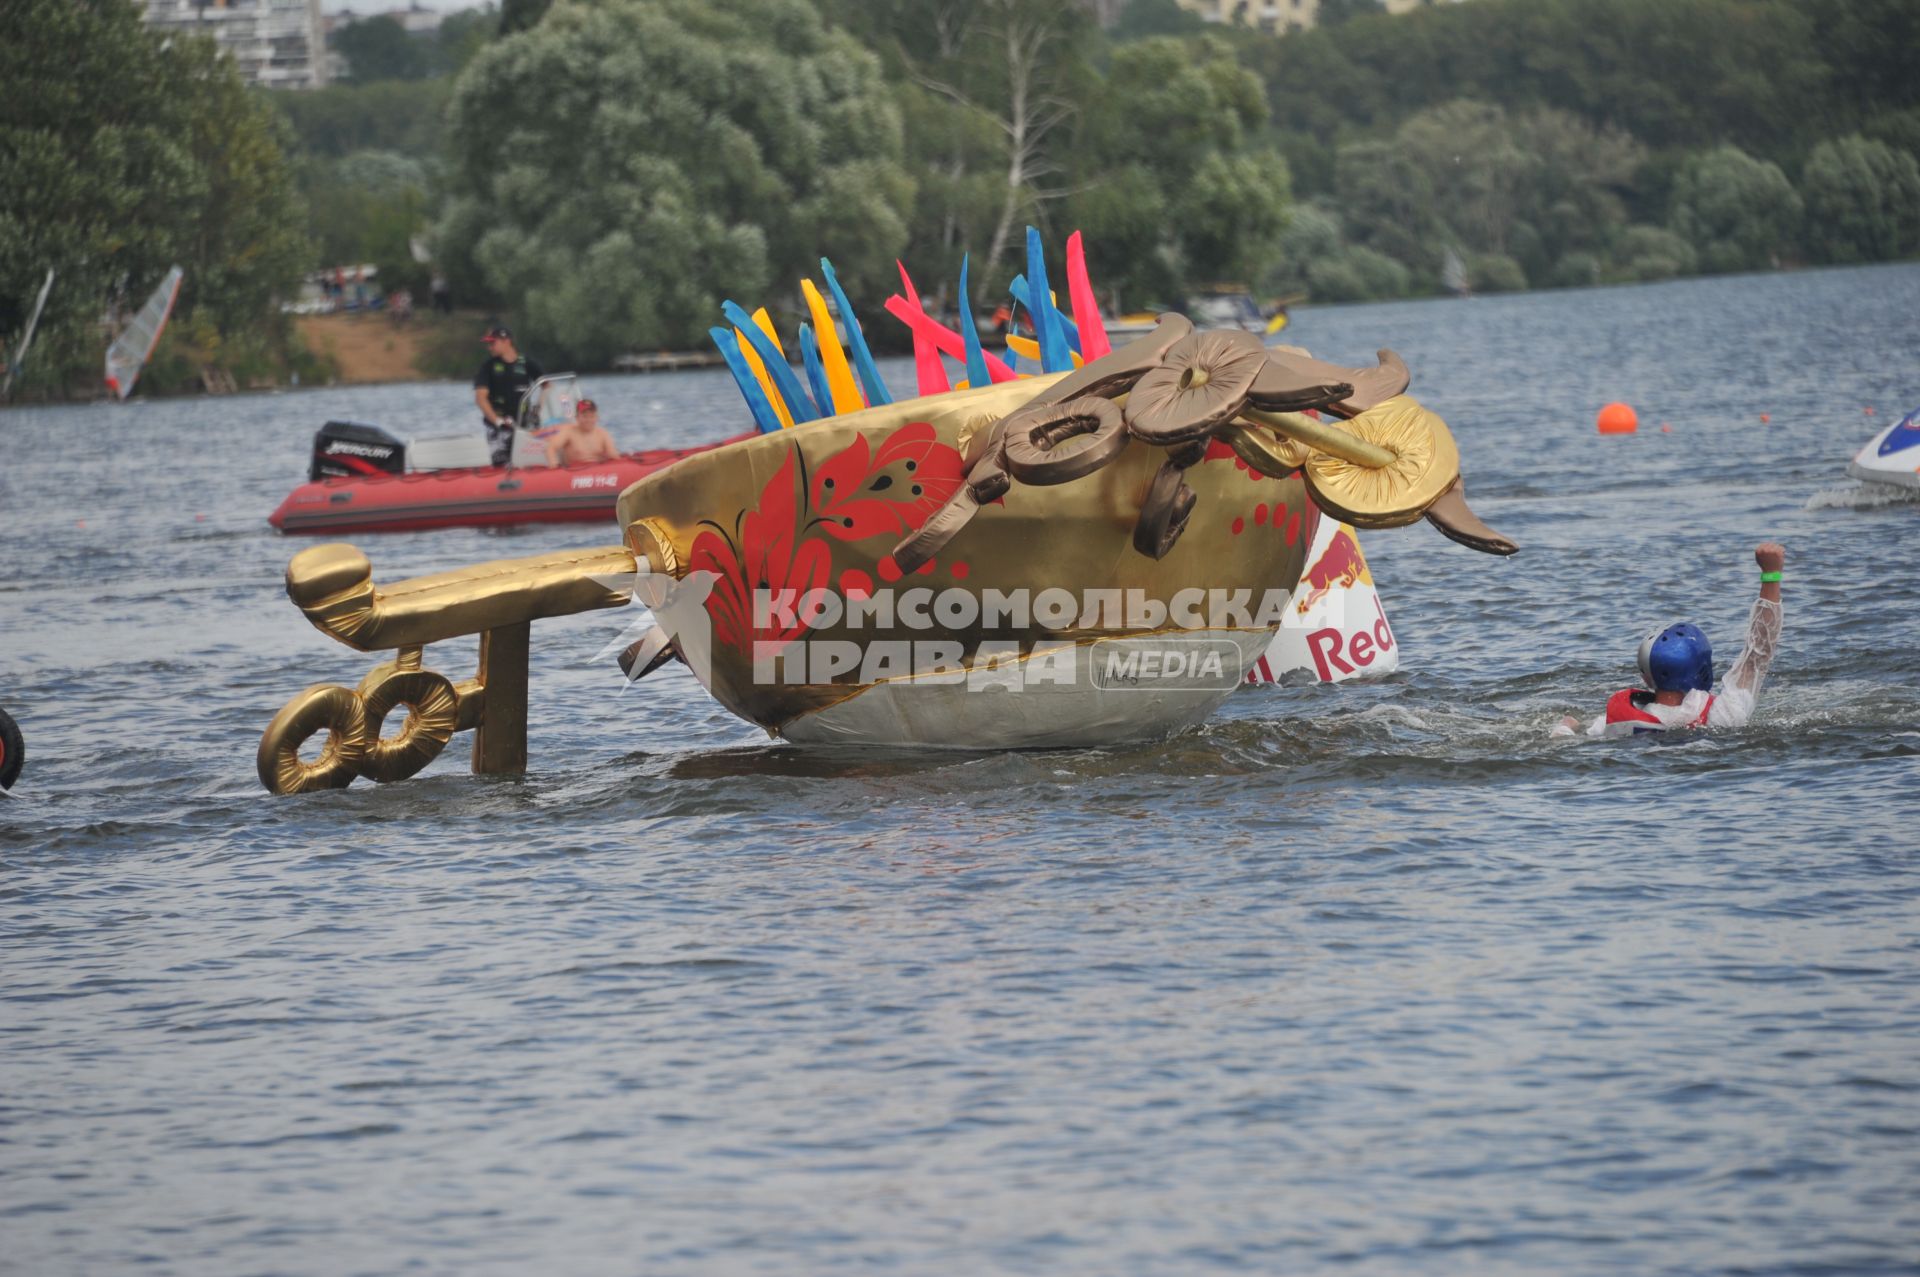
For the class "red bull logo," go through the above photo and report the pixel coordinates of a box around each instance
[1296,528,1367,615]
[1306,595,1395,681]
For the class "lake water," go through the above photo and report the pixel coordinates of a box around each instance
[3,265,1918,1275]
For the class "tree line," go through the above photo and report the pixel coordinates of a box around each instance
[4,0,1917,396]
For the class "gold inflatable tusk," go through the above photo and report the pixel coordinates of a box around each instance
[1241,406,1399,470]
[286,543,637,651]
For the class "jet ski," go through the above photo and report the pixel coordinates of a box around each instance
[1847,406,1920,491]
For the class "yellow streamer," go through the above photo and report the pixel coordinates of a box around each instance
[800,280,864,414]
[735,323,795,431]
[1005,334,1083,368]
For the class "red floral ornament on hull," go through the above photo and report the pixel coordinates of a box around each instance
[808,422,965,540]
[691,451,831,655]
[693,424,967,657]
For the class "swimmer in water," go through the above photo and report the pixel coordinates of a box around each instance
[1554,542,1784,737]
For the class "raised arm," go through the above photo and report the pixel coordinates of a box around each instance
[1722,542,1784,696]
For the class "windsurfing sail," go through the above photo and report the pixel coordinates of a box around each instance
[104,266,183,400]
[1441,248,1470,299]
[2,267,55,400]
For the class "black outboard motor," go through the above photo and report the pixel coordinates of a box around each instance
[310,421,406,481]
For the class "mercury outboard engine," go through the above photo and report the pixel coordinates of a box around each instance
[310,420,406,481]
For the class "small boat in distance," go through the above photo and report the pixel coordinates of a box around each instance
[1442,248,1472,299]
[1107,287,1300,342]
[269,373,744,534]
[105,266,183,400]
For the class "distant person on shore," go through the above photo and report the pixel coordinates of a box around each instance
[431,272,452,314]
[473,325,544,467]
[544,397,620,466]
[1553,542,1785,737]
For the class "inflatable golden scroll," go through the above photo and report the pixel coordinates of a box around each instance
[257,543,633,794]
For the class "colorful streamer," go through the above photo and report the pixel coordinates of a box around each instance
[895,261,951,397]
[958,253,991,392]
[1065,230,1111,361]
[709,327,784,434]
[800,279,865,414]
[883,294,1020,383]
[722,300,818,424]
[820,258,892,406]
[1025,226,1072,374]
[798,323,835,422]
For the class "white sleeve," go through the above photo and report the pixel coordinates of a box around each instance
[1721,597,1781,695]
[1586,713,1626,739]
[1709,597,1782,727]
[1707,685,1753,729]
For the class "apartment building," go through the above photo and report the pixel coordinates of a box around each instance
[1172,0,1461,35]
[142,0,330,90]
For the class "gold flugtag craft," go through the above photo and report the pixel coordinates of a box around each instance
[256,301,1517,793]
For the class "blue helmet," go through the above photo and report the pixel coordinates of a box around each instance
[1638,622,1713,693]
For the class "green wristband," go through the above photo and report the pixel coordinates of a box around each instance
[1759,571,1782,583]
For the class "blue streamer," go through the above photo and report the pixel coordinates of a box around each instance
[958,253,991,390]
[819,258,892,406]
[1009,275,1083,355]
[1025,226,1072,374]
[720,300,818,423]
[798,323,835,421]
[708,326,783,434]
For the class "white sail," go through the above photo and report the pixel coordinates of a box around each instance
[104,266,183,400]
[2,267,55,399]
[1441,248,1470,298]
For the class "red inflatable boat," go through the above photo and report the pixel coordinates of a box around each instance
[268,443,739,535]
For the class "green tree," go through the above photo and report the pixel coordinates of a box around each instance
[335,14,431,83]
[0,0,308,394]
[439,0,915,363]
[1316,0,1387,26]
[1255,0,1821,156]
[1668,145,1801,272]
[434,6,498,76]
[1306,245,1410,303]
[1800,135,1920,264]
[830,0,1098,288]
[298,150,431,285]
[1067,36,1291,305]
[272,80,450,160]
[498,0,551,36]
[1109,0,1206,42]
[1610,224,1696,281]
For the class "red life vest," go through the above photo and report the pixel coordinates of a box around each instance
[1605,688,1713,733]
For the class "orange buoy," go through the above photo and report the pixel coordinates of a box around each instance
[1865,406,1875,416]
[1660,423,1672,433]
[1760,413,1771,423]
[1597,402,1638,435]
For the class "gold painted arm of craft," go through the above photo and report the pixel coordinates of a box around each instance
[1242,406,1398,469]
[285,542,637,651]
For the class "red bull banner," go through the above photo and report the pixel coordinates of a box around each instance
[1245,519,1399,685]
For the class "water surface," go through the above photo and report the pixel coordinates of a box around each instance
[3,266,1918,1275]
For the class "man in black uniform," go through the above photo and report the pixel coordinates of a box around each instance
[472,324,544,467]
